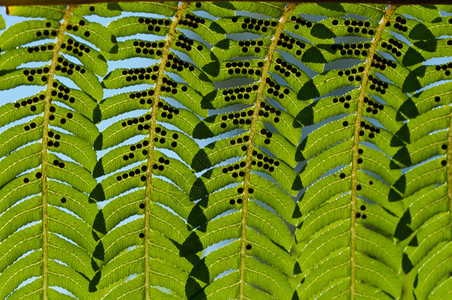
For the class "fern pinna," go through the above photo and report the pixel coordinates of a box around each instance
[291,4,452,300]
[287,3,452,300]
[89,2,225,298]
[183,2,303,299]
[0,1,451,300]
[389,6,452,299]
[186,2,451,299]
[0,3,116,299]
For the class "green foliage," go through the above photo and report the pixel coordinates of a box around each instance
[0,1,451,299]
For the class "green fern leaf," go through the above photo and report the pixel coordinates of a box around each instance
[231,1,287,18]
[107,16,171,37]
[290,3,424,299]
[113,1,178,15]
[0,4,110,298]
[0,2,450,299]
[389,55,451,299]
[292,3,346,17]
[100,81,207,119]
[189,2,236,17]
[0,116,42,157]
[0,44,53,70]
[0,20,60,50]
[6,5,66,19]
[396,5,442,22]
[91,2,214,298]
[186,3,303,299]
[73,3,122,17]
[51,79,100,122]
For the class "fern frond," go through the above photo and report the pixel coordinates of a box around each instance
[390,72,451,299]
[0,4,110,298]
[92,2,216,298]
[0,2,450,299]
[290,4,419,299]
[186,3,303,299]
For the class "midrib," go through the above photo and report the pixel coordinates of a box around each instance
[349,4,399,299]
[447,101,452,235]
[143,2,188,299]
[40,5,76,299]
[239,3,296,299]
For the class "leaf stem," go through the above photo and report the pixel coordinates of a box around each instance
[3,0,451,6]
[349,4,399,299]
[447,105,452,235]
[144,2,188,299]
[40,5,75,298]
[239,3,296,299]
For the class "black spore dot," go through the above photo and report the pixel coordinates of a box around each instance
[246,244,252,250]
[139,233,145,238]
